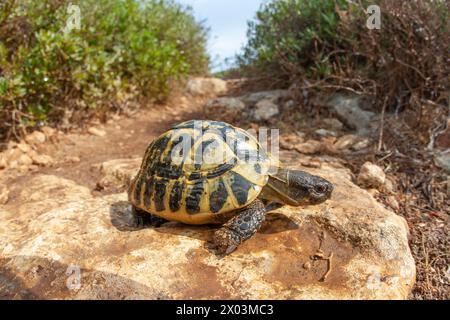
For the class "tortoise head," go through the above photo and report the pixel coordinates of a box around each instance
[260,168,333,206]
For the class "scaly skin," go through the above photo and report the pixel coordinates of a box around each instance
[212,200,266,255]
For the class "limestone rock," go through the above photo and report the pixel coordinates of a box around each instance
[0,187,9,205]
[280,134,305,151]
[315,129,337,137]
[251,99,280,121]
[435,118,450,150]
[295,140,322,154]
[25,131,46,145]
[96,158,141,189]
[357,162,386,189]
[41,126,56,139]
[241,90,290,105]
[18,154,33,167]
[204,97,245,123]
[88,127,106,137]
[0,157,415,299]
[31,154,54,167]
[187,78,227,96]
[283,100,297,110]
[65,156,81,164]
[16,143,32,153]
[322,118,344,131]
[434,150,450,174]
[334,134,369,151]
[326,94,375,134]
[0,155,6,170]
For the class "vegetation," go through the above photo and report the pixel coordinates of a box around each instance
[238,0,449,112]
[0,0,209,141]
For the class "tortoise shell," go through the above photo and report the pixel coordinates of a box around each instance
[128,120,273,224]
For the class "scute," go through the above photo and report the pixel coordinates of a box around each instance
[128,120,273,224]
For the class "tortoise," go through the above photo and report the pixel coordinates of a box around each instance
[128,120,333,254]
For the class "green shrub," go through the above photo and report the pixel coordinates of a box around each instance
[0,0,209,140]
[238,0,449,111]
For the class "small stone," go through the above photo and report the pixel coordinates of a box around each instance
[300,158,322,168]
[88,127,106,137]
[295,140,322,154]
[7,141,17,149]
[251,99,280,121]
[18,165,30,174]
[434,150,450,174]
[4,148,22,163]
[17,154,33,166]
[383,178,396,194]
[205,97,245,123]
[17,143,32,153]
[351,138,370,151]
[334,134,360,150]
[31,154,54,167]
[0,187,9,204]
[0,155,7,169]
[303,261,312,270]
[315,129,337,137]
[25,131,46,145]
[357,162,386,189]
[326,93,375,134]
[187,77,227,96]
[323,118,344,131]
[65,156,81,164]
[241,90,289,105]
[367,188,380,197]
[280,134,305,150]
[41,126,56,138]
[28,165,40,172]
[283,100,296,110]
[386,196,400,211]
[435,119,450,150]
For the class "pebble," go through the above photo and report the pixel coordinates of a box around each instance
[88,127,106,137]
[25,131,46,145]
[0,187,9,205]
[357,162,386,189]
[31,154,55,167]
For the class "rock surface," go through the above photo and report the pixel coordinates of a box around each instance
[187,78,227,96]
[357,162,386,189]
[0,154,415,299]
[25,131,46,145]
[204,97,246,123]
[434,150,450,174]
[95,158,142,189]
[88,127,107,137]
[240,90,289,105]
[251,99,280,121]
[326,93,375,134]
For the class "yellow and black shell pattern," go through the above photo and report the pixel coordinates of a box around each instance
[128,120,273,225]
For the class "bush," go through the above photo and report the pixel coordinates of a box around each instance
[0,0,209,141]
[238,0,449,112]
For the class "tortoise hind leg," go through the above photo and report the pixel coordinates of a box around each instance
[212,200,266,255]
[132,205,168,228]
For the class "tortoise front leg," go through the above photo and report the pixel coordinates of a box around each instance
[212,200,266,255]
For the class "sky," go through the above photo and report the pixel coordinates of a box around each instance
[177,0,266,72]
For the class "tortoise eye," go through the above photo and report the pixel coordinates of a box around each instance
[315,185,327,194]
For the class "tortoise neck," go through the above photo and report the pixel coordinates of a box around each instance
[259,169,297,205]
